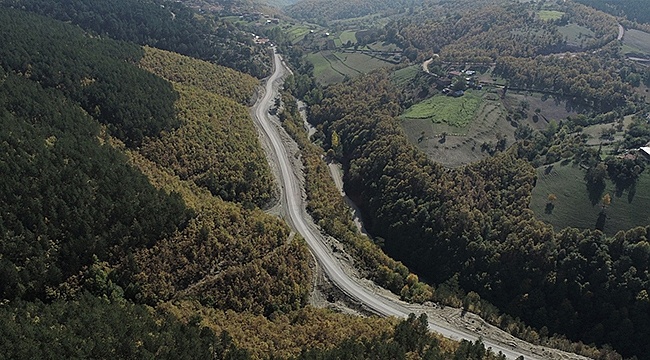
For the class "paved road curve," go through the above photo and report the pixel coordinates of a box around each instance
[252,48,584,360]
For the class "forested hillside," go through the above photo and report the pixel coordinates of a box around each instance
[575,0,650,24]
[0,0,270,77]
[277,0,650,357]
[389,1,624,68]
[0,9,192,301]
[0,8,303,357]
[8,0,647,357]
[0,7,510,359]
[0,4,308,306]
[0,294,245,359]
[126,49,305,310]
[286,0,421,22]
[0,9,179,147]
[140,47,259,105]
[309,71,649,359]
[139,47,274,207]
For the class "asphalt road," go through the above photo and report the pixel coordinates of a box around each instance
[252,48,585,360]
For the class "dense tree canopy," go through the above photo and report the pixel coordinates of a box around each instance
[0,9,180,147]
[0,293,247,360]
[0,4,529,360]
[286,0,422,22]
[295,314,505,360]
[140,47,259,105]
[0,70,191,302]
[576,0,650,24]
[308,71,649,359]
[1,0,270,77]
[494,50,633,112]
[0,6,311,346]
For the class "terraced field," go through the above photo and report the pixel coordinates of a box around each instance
[307,52,346,84]
[402,90,515,166]
[391,65,419,86]
[307,51,394,85]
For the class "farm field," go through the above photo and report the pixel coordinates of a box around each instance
[537,10,565,21]
[402,86,597,167]
[307,51,394,85]
[530,161,650,236]
[365,41,401,52]
[402,90,515,167]
[580,116,633,147]
[558,23,595,47]
[286,25,313,43]
[391,65,419,86]
[339,30,357,44]
[502,91,582,126]
[307,52,346,85]
[333,52,389,71]
[622,29,650,56]
[402,92,484,128]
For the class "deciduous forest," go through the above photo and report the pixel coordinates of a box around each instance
[0,3,510,359]
[3,0,650,358]
[0,0,270,77]
[309,68,649,359]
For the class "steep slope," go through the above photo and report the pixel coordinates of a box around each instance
[0,5,310,338]
[0,9,192,302]
[139,47,258,105]
[309,69,647,359]
[1,0,270,77]
[0,5,572,360]
[286,0,422,21]
[576,0,650,24]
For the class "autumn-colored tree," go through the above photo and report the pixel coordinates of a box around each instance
[602,193,611,208]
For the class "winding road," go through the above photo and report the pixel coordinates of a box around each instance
[251,48,589,360]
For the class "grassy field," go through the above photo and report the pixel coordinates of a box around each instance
[286,25,312,43]
[366,41,401,52]
[391,65,419,86]
[537,10,565,21]
[334,52,389,71]
[622,29,650,56]
[580,116,633,146]
[307,52,346,85]
[503,91,581,124]
[402,92,484,128]
[307,51,393,85]
[400,88,598,167]
[558,24,595,47]
[324,53,359,76]
[339,30,357,44]
[530,161,650,236]
[401,91,513,167]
